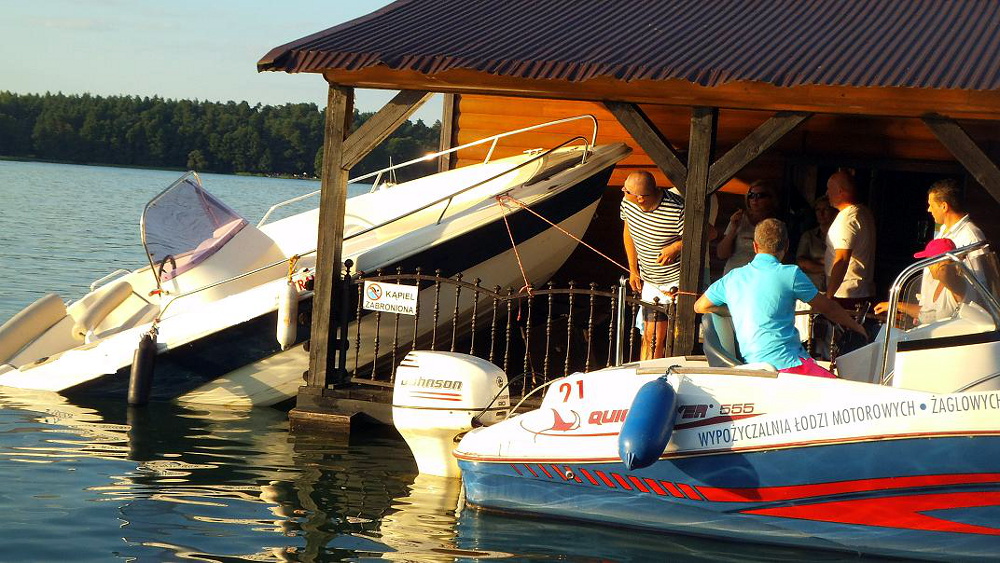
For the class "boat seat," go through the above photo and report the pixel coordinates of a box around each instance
[0,293,67,365]
[68,280,133,341]
[701,313,744,368]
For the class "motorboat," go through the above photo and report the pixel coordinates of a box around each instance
[393,242,1000,560]
[0,115,631,407]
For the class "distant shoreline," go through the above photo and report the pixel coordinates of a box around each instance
[0,156,320,180]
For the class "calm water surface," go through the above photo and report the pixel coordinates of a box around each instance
[0,162,885,561]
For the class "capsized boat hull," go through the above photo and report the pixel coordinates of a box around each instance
[1,144,625,407]
[454,362,1000,561]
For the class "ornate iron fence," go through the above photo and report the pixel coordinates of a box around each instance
[342,267,676,395]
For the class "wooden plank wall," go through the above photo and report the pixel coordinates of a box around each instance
[451,94,1000,297]
[454,94,1000,190]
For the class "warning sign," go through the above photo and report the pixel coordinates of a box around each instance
[362,281,418,316]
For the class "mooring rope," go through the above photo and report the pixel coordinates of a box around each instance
[496,194,699,299]
[496,196,534,296]
[498,194,631,275]
[287,254,300,282]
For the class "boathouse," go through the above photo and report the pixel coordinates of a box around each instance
[259,0,1000,428]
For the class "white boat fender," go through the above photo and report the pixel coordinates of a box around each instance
[276,281,299,350]
[618,375,678,470]
[128,327,158,406]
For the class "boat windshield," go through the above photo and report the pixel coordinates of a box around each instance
[140,172,247,285]
[888,242,1000,335]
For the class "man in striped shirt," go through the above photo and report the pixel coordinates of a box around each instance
[621,171,685,359]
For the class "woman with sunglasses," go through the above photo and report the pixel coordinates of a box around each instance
[717,180,780,274]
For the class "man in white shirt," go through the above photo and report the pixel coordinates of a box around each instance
[874,179,987,326]
[927,179,986,281]
[824,171,876,308]
[875,238,967,325]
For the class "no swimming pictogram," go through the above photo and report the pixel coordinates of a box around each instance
[362,281,418,315]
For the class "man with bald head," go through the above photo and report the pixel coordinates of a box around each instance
[621,170,685,359]
[824,170,876,309]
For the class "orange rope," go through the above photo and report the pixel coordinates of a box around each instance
[498,194,631,274]
[499,194,702,299]
[496,197,533,296]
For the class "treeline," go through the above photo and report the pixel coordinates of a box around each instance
[0,91,440,179]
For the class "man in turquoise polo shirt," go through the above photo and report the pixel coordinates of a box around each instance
[694,218,866,377]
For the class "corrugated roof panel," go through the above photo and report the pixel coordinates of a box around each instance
[258,0,1000,91]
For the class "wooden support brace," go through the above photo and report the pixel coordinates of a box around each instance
[708,111,811,194]
[675,107,717,355]
[923,114,1000,205]
[341,89,433,170]
[605,101,689,192]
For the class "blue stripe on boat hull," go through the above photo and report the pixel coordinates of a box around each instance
[459,436,1000,560]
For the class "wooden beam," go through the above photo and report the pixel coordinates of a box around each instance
[438,93,460,172]
[306,84,354,388]
[322,67,1000,121]
[605,101,688,191]
[923,114,1000,204]
[675,107,717,355]
[340,89,433,170]
[708,112,812,193]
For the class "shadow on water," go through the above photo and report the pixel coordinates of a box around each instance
[0,388,894,562]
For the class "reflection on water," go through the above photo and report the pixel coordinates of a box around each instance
[0,162,896,561]
[0,388,410,561]
[0,387,893,562]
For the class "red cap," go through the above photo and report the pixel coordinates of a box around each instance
[914,238,956,259]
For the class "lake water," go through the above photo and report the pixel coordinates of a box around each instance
[0,161,885,561]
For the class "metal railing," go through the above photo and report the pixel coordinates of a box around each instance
[257,114,599,227]
[138,125,599,326]
[878,241,998,384]
[339,268,675,396]
[89,269,133,292]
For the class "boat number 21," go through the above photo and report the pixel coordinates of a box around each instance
[559,380,585,401]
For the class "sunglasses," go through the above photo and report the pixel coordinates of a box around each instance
[747,192,772,200]
[623,188,657,199]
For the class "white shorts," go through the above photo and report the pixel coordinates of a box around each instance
[636,282,677,329]
[641,282,675,306]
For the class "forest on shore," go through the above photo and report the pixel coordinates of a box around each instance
[0,91,441,179]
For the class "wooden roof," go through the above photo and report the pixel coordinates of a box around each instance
[259,0,1000,119]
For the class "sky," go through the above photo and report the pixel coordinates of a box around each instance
[1,0,442,122]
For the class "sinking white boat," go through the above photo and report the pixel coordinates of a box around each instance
[0,116,630,407]
[394,242,1000,560]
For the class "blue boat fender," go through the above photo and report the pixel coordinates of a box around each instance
[618,376,678,470]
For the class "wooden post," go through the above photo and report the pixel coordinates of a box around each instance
[304,88,431,391]
[675,107,717,355]
[605,101,688,191]
[306,84,354,388]
[923,114,1000,204]
[438,93,460,172]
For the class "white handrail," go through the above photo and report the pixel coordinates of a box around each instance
[877,241,999,385]
[90,269,133,292]
[258,190,319,226]
[257,114,600,227]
